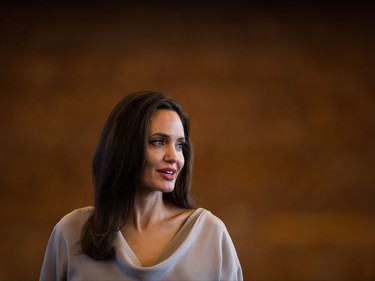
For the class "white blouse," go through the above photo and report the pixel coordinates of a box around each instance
[40,207,243,281]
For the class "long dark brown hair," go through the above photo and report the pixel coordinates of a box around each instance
[80,91,195,260]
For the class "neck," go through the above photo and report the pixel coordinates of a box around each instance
[130,189,169,231]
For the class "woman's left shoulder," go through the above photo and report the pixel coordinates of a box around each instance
[197,208,228,231]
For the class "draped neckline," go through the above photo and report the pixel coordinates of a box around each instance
[116,207,205,269]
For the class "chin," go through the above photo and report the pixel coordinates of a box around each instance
[160,185,175,193]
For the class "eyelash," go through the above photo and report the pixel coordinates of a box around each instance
[150,139,186,151]
[150,139,165,146]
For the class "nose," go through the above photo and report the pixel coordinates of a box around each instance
[164,144,178,163]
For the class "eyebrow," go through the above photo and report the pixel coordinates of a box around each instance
[149,133,185,141]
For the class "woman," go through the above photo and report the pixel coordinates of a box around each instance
[40,91,243,281]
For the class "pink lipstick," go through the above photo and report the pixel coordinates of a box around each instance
[157,168,177,181]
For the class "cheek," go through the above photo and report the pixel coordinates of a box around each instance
[145,150,158,166]
[178,154,185,170]
[142,154,156,178]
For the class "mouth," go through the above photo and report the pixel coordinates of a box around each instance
[157,167,177,174]
[157,168,177,180]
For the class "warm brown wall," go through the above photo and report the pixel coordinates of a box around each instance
[1,2,374,280]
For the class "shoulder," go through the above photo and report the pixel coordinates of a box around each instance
[54,206,94,237]
[59,206,93,223]
[198,209,242,270]
[58,206,94,227]
[196,208,228,233]
[200,208,226,226]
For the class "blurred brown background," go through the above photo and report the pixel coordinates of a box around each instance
[1,1,374,280]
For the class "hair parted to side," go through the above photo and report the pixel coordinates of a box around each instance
[80,91,195,260]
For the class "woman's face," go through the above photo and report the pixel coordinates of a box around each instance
[138,109,185,194]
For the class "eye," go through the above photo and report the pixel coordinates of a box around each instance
[150,139,165,147]
[176,142,186,151]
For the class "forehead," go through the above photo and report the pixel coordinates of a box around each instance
[149,109,184,135]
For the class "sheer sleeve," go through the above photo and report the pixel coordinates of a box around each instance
[39,224,68,281]
[220,225,243,281]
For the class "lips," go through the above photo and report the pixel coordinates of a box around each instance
[157,168,177,181]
